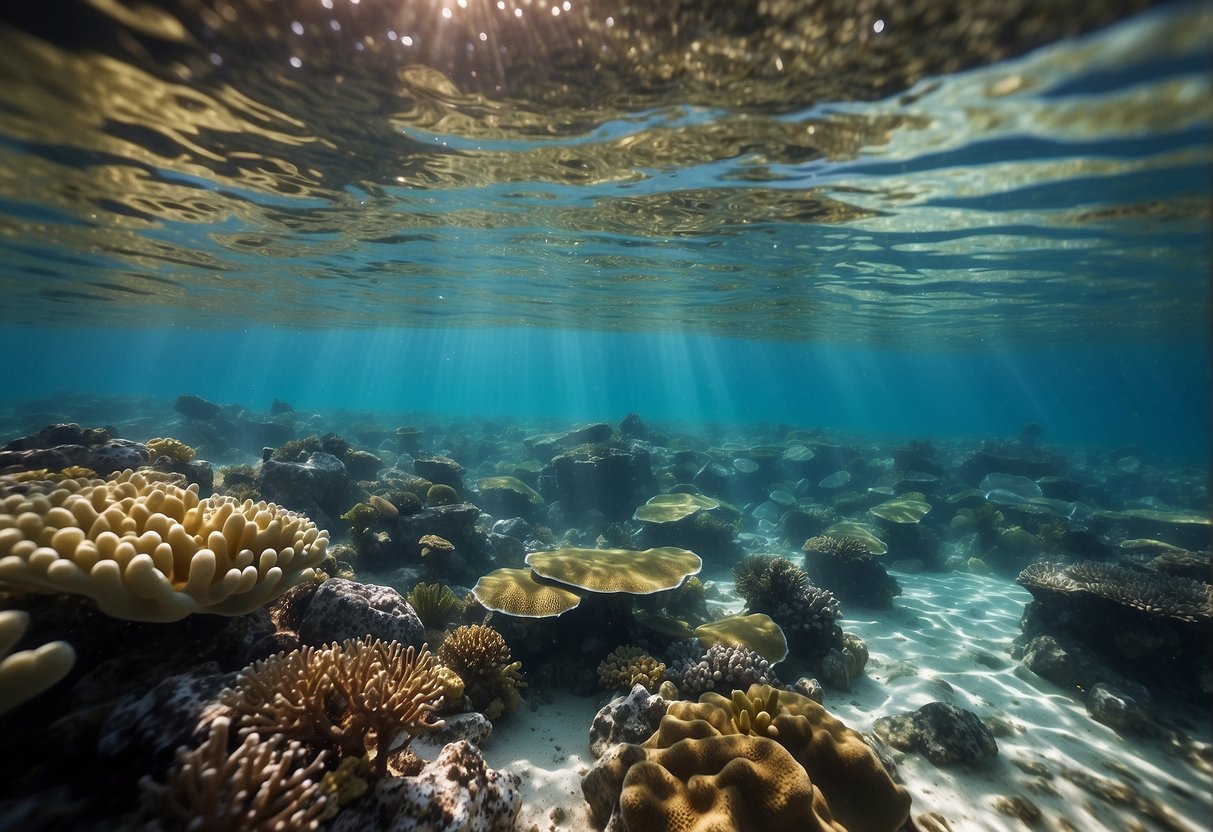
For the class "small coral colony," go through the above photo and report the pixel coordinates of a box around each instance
[0,402,1209,830]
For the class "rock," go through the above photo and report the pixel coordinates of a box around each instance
[259,451,348,525]
[1018,634,1153,710]
[393,503,492,573]
[552,444,653,521]
[327,740,521,832]
[410,713,494,761]
[0,425,150,476]
[269,399,294,415]
[819,637,867,691]
[1085,682,1153,731]
[297,578,425,648]
[491,517,532,540]
[345,449,384,480]
[872,702,998,766]
[589,684,669,759]
[97,664,235,776]
[791,676,824,703]
[618,413,647,438]
[414,455,465,491]
[174,394,221,420]
[148,456,214,495]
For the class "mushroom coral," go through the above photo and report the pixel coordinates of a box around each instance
[583,683,910,832]
[0,470,328,622]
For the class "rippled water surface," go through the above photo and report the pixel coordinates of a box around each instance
[0,0,1209,344]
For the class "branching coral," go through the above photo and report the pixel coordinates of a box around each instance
[222,638,445,778]
[140,715,328,832]
[733,555,842,656]
[669,642,781,697]
[0,470,328,622]
[802,535,873,561]
[598,646,666,692]
[438,624,525,720]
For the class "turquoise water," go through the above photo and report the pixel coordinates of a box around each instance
[0,0,1209,461]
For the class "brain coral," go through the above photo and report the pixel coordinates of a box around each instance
[0,470,328,622]
[583,683,911,832]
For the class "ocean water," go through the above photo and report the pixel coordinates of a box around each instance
[0,0,1208,464]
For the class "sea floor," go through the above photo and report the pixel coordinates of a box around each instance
[486,570,1212,832]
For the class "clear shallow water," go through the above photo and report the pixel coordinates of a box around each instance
[0,0,1209,459]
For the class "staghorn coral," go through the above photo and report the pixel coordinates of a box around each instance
[438,624,525,720]
[598,646,666,692]
[140,715,328,832]
[583,683,911,832]
[221,638,445,778]
[407,582,466,631]
[145,437,196,463]
[0,609,75,715]
[0,469,328,622]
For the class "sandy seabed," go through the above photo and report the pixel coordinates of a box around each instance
[482,570,1212,832]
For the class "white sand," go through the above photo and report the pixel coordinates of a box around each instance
[480,570,1212,832]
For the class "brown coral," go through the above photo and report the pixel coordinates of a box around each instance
[583,683,910,832]
[438,624,525,719]
[597,646,666,692]
[222,638,445,778]
[140,715,328,832]
[1017,561,1213,624]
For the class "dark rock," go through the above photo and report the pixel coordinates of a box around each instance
[2,423,108,451]
[1085,682,1153,731]
[97,665,235,776]
[959,447,1064,486]
[589,684,669,759]
[237,417,294,449]
[492,517,533,540]
[0,425,149,476]
[1019,634,1154,708]
[487,532,527,568]
[296,578,425,648]
[1037,475,1082,501]
[147,457,214,495]
[269,399,294,415]
[618,413,647,438]
[872,702,998,766]
[414,455,465,491]
[410,712,494,761]
[344,449,384,480]
[259,451,348,525]
[174,394,220,421]
[692,460,730,495]
[552,444,653,521]
[791,676,824,703]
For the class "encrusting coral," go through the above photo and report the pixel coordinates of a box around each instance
[0,470,329,622]
[221,638,445,778]
[140,715,328,832]
[0,609,76,715]
[438,624,525,720]
[583,683,911,832]
[598,645,666,692]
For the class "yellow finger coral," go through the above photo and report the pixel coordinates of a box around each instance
[222,638,445,778]
[0,470,328,622]
[597,645,666,692]
[0,609,75,715]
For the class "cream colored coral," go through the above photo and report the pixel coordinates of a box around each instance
[0,609,75,715]
[0,470,328,622]
[140,715,328,831]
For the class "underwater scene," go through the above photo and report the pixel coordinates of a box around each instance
[0,0,1210,830]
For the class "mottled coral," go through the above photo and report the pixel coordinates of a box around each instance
[598,646,666,692]
[222,638,445,777]
[669,642,781,697]
[438,624,525,719]
[140,715,328,832]
[0,470,328,622]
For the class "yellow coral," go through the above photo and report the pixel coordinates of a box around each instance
[222,638,445,778]
[597,645,666,692]
[319,755,371,819]
[525,546,701,595]
[438,625,525,718]
[0,609,75,715]
[407,582,465,630]
[0,470,328,622]
[146,437,197,462]
[471,567,582,619]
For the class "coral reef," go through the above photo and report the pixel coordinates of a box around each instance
[438,624,525,720]
[407,582,465,631]
[525,546,701,595]
[145,437,196,463]
[221,638,445,777]
[0,469,328,622]
[668,641,781,697]
[692,613,788,664]
[597,645,666,692]
[732,555,843,660]
[471,567,583,618]
[426,483,460,506]
[140,715,328,832]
